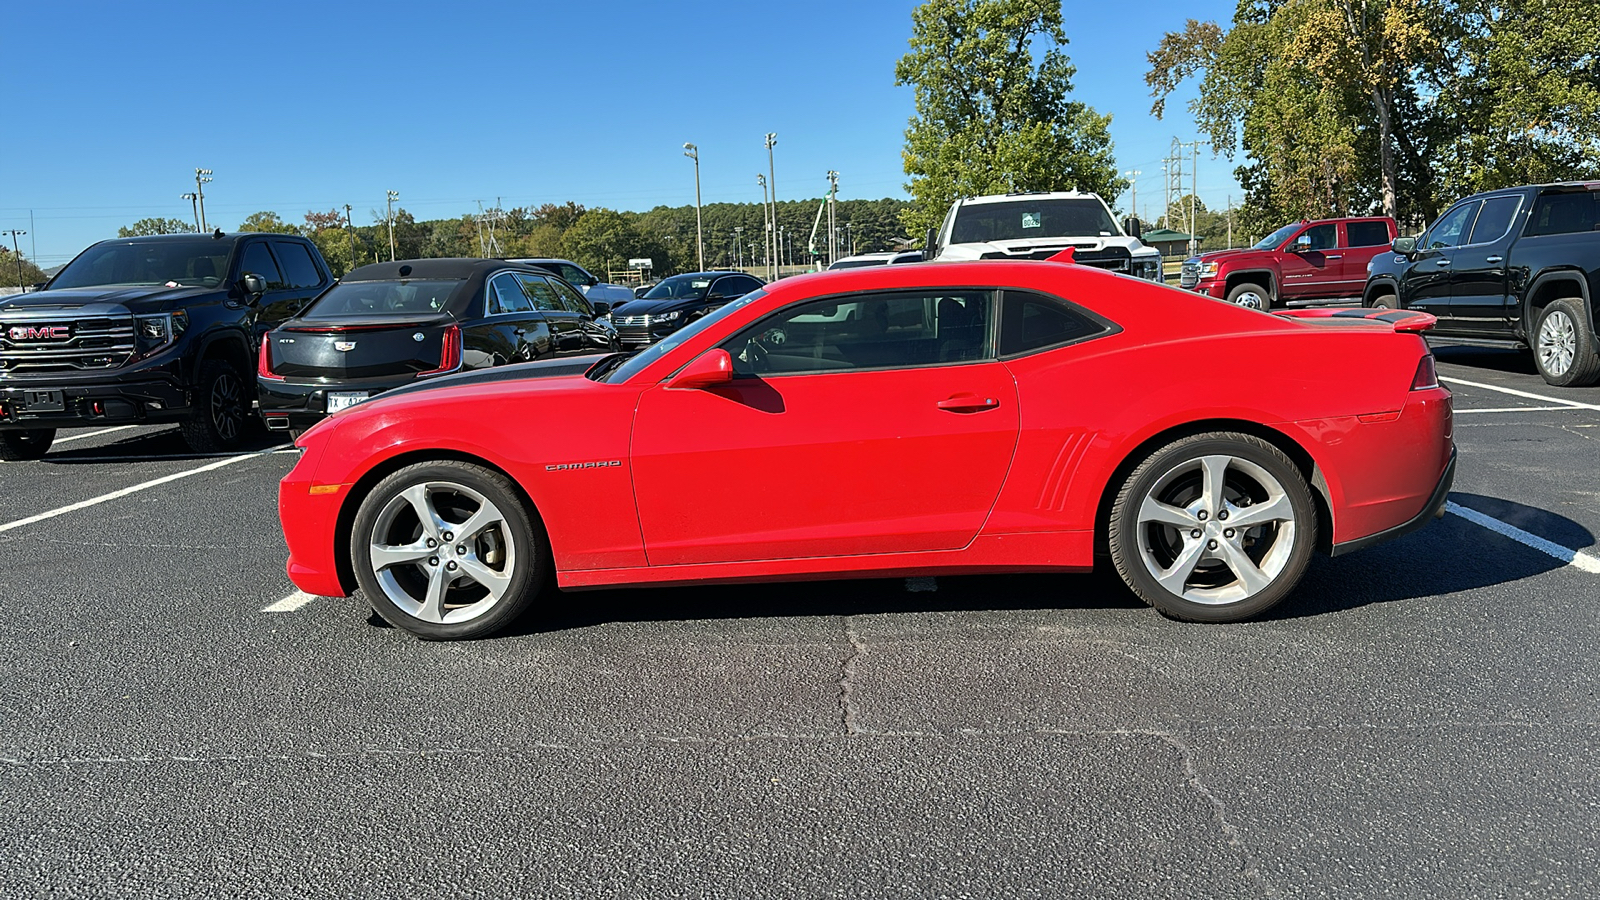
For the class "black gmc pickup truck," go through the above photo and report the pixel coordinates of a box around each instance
[0,232,333,459]
[1364,181,1600,386]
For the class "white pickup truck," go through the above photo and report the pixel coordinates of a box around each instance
[924,191,1163,281]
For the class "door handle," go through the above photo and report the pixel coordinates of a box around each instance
[1485,255,1503,264]
[1326,254,1343,260]
[937,395,1000,412]
[1436,259,1451,267]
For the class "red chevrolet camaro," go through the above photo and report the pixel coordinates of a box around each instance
[279,260,1454,639]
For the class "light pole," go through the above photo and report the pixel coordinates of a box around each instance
[181,193,199,231]
[764,132,778,280]
[194,169,213,231]
[683,143,703,272]
[1123,170,1141,226]
[757,174,769,272]
[386,190,400,261]
[826,171,839,266]
[344,204,357,271]
[3,229,26,290]
[733,226,744,269]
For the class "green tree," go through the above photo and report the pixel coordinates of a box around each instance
[0,247,48,289]
[117,217,192,237]
[895,0,1125,242]
[238,211,300,234]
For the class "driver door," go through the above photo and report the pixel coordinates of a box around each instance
[630,290,1019,566]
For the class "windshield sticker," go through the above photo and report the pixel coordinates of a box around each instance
[691,280,711,288]
[1021,212,1041,229]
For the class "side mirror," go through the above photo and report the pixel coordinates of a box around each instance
[667,349,734,390]
[924,226,938,258]
[591,300,611,316]
[240,273,266,299]
[1122,216,1143,240]
[1392,236,1417,255]
[1292,237,1312,253]
[30,282,47,291]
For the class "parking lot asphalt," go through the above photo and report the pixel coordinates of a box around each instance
[1,344,1596,898]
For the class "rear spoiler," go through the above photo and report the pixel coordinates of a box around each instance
[1273,307,1437,334]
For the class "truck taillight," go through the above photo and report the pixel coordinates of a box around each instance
[420,324,462,376]
[258,339,284,381]
[1411,354,1438,390]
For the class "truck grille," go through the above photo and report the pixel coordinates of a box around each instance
[0,316,137,373]
[982,245,1132,271]
[1180,260,1200,288]
[613,314,651,327]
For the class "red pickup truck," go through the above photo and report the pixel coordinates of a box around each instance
[1179,217,1398,309]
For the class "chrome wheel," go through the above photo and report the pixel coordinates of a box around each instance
[1232,291,1266,310]
[210,370,244,442]
[367,481,516,625]
[1538,309,1576,376]
[1135,454,1297,606]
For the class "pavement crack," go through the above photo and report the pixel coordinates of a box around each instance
[839,615,866,736]
[1145,730,1277,898]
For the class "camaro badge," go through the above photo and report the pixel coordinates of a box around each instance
[546,460,622,471]
[334,341,357,352]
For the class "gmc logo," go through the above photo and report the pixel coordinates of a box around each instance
[8,325,70,341]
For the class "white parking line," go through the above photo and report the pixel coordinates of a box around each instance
[1454,406,1582,414]
[1438,376,1600,411]
[261,591,319,613]
[53,425,141,445]
[0,451,270,535]
[1446,501,1600,574]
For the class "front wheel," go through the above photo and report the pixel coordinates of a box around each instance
[351,460,546,640]
[180,359,251,453]
[1226,282,1270,311]
[0,428,56,461]
[1108,432,1317,622]
[1532,298,1600,387]
[1369,292,1397,311]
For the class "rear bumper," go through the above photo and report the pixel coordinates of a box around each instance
[1329,446,1455,556]
[258,375,416,430]
[0,375,191,429]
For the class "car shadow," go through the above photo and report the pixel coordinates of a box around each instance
[488,491,1588,634]
[44,426,290,464]
[1430,342,1537,377]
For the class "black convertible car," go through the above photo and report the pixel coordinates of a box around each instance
[257,258,618,432]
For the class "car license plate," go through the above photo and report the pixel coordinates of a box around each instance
[326,391,369,413]
[25,390,65,412]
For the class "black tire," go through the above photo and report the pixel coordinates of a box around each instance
[1226,282,1271,311]
[1108,432,1317,623]
[1531,298,1600,387]
[1368,291,1397,311]
[0,428,56,461]
[351,460,546,640]
[180,359,251,453]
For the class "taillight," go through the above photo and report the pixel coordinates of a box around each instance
[1410,354,1438,390]
[420,324,462,376]
[258,338,284,381]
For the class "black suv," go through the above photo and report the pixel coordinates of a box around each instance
[1365,182,1600,386]
[0,232,332,459]
[608,271,765,348]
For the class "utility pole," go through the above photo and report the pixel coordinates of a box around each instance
[1123,170,1141,225]
[3,230,26,290]
[344,204,357,268]
[1162,140,1184,235]
[757,174,770,273]
[683,143,703,271]
[194,169,213,231]
[826,171,839,266]
[765,132,778,280]
[734,226,744,269]
[1226,194,1233,249]
[386,190,399,261]
[1183,140,1206,257]
[181,193,199,231]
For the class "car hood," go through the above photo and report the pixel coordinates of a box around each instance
[0,284,221,317]
[610,297,700,316]
[939,235,1157,261]
[353,354,609,407]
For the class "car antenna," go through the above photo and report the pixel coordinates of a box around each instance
[212,229,225,239]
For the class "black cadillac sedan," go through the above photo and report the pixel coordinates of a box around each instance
[257,258,618,432]
[608,270,765,348]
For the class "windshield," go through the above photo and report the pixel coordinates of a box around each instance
[642,275,716,301]
[302,279,462,318]
[604,290,766,383]
[51,239,234,289]
[950,199,1119,243]
[1252,223,1302,250]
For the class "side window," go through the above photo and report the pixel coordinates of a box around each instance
[489,273,532,314]
[723,276,763,297]
[556,263,592,285]
[1425,203,1480,249]
[239,242,286,290]
[515,274,561,311]
[1299,223,1338,251]
[999,291,1106,356]
[1346,221,1392,248]
[1526,192,1598,237]
[1467,196,1522,245]
[543,276,593,315]
[272,241,323,289]
[722,290,994,376]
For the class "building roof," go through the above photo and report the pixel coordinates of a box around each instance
[1141,228,1193,242]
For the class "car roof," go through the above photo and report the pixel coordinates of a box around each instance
[342,258,552,282]
[959,191,1103,205]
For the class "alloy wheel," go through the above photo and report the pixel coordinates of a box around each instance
[1134,454,1297,605]
[1538,309,1576,376]
[210,371,244,442]
[368,481,516,624]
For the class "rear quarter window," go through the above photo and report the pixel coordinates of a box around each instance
[998,291,1110,357]
[1346,221,1392,248]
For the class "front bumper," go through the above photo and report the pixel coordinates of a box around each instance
[0,375,191,429]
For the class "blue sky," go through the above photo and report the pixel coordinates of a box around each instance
[1,0,1238,267]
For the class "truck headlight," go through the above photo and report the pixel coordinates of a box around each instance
[654,309,682,323]
[134,311,187,356]
[1132,258,1163,281]
[1199,262,1219,278]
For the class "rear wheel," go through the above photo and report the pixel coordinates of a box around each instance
[1532,298,1600,387]
[0,428,56,461]
[352,460,545,640]
[180,359,250,453]
[1108,432,1317,622]
[1226,282,1270,311]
